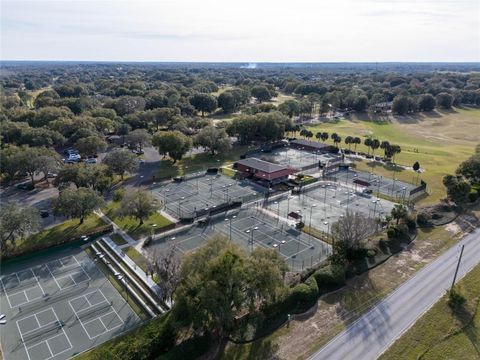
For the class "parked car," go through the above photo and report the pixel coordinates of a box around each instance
[40,210,49,218]
[132,149,144,155]
[16,183,34,190]
[47,172,57,178]
[85,158,97,164]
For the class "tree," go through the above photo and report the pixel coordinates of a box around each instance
[36,154,61,184]
[392,95,410,115]
[152,130,192,163]
[417,94,436,111]
[370,139,380,156]
[443,175,471,206]
[103,149,138,179]
[364,138,372,155]
[331,211,375,251]
[353,95,368,112]
[380,141,390,157]
[146,244,181,302]
[15,147,53,186]
[0,203,41,252]
[116,123,131,144]
[217,92,237,113]
[152,107,177,130]
[53,187,104,224]
[126,129,151,151]
[413,161,421,184]
[195,125,231,155]
[353,137,361,152]
[278,100,300,118]
[75,136,107,157]
[331,133,341,148]
[54,164,112,192]
[251,85,272,103]
[436,92,453,109]
[172,235,286,338]
[456,154,480,183]
[345,136,354,151]
[118,190,159,225]
[391,204,408,224]
[189,93,217,117]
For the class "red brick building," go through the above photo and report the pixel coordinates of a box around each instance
[234,158,298,185]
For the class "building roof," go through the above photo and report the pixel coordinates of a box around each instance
[236,158,287,174]
[290,139,329,150]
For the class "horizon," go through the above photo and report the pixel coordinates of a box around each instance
[2,0,479,62]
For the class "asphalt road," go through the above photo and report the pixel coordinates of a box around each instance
[309,228,480,360]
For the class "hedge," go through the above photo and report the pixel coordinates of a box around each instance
[313,264,346,294]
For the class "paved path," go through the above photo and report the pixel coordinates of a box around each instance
[94,210,137,246]
[309,228,480,360]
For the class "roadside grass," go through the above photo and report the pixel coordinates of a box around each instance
[104,201,173,240]
[379,264,480,360]
[222,225,461,360]
[156,144,253,179]
[123,247,149,272]
[305,107,480,205]
[11,215,105,256]
[110,233,128,246]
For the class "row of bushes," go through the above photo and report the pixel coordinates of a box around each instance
[260,264,346,333]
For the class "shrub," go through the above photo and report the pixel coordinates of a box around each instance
[468,189,479,202]
[447,288,466,310]
[405,217,416,231]
[387,227,397,239]
[288,277,318,313]
[313,264,346,293]
[113,189,124,202]
[416,211,430,226]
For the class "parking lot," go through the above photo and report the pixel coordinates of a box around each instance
[248,147,341,170]
[152,173,266,218]
[0,246,141,360]
[265,181,395,234]
[144,208,331,271]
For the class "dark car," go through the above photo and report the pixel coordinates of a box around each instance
[40,210,49,218]
[16,183,34,191]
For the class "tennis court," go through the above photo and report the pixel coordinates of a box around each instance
[330,169,417,200]
[0,245,141,360]
[248,147,341,170]
[153,173,266,218]
[266,181,396,234]
[145,208,331,271]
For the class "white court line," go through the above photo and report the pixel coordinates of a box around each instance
[16,307,73,360]
[30,269,46,297]
[23,308,73,360]
[1,269,45,308]
[69,289,123,340]
[45,264,62,290]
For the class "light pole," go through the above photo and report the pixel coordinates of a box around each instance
[309,204,317,242]
[287,195,293,218]
[245,226,259,252]
[225,215,236,240]
[274,201,280,221]
[322,185,327,220]
[178,196,185,217]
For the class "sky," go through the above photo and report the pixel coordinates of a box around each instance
[1,0,479,62]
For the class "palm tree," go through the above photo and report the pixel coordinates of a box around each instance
[364,138,372,155]
[370,139,380,156]
[380,140,390,158]
[332,134,342,148]
[321,132,329,142]
[299,129,308,138]
[345,136,354,151]
[353,137,361,152]
[315,132,322,142]
[391,204,408,224]
[305,131,313,140]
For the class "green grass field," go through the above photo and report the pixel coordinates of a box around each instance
[379,264,480,360]
[305,107,480,204]
[156,144,254,179]
[124,247,149,272]
[110,233,128,246]
[9,215,105,257]
[104,201,173,240]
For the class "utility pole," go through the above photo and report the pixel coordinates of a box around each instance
[451,245,465,291]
